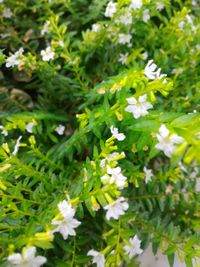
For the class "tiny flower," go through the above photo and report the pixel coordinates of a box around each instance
[178,21,185,30]
[101,165,127,189]
[119,53,128,65]
[55,124,65,135]
[125,94,153,119]
[51,200,81,240]
[156,2,165,10]
[105,1,117,18]
[41,20,50,35]
[120,10,132,25]
[7,246,47,267]
[12,136,22,156]
[143,9,150,23]
[59,40,65,47]
[92,23,101,32]
[0,0,4,3]
[41,46,55,61]
[124,235,143,259]
[0,125,8,136]
[143,167,153,184]
[171,68,183,75]
[118,33,132,45]
[155,124,184,157]
[142,51,148,60]
[87,250,105,267]
[110,126,126,141]
[104,197,129,220]
[144,60,166,80]
[6,48,24,68]
[100,152,125,170]
[26,122,36,133]
[2,8,12,18]
[129,0,142,10]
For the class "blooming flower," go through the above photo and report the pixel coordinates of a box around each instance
[144,60,166,80]
[3,8,12,18]
[41,46,55,61]
[92,23,101,32]
[7,246,47,267]
[6,48,24,68]
[124,235,143,259]
[12,136,22,156]
[156,2,165,10]
[100,152,125,170]
[59,40,64,47]
[55,124,65,135]
[143,9,150,23]
[110,126,126,141]
[129,0,142,10]
[118,33,132,45]
[87,250,105,267]
[104,197,129,220]
[125,94,153,119]
[105,1,117,18]
[155,124,184,157]
[41,20,50,35]
[142,51,148,60]
[119,53,128,65]
[120,10,132,25]
[26,122,36,133]
[101,165,127,189]
[143,167,153,184]
[0,125,8,136]
[51,200,81,240]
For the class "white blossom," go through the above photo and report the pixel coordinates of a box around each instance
[144,59,166,80]
[105,2,117,18]
[0,0,4,3]
[143,167,153,184]
[178,21,185,30]
[58,40,64,47]
[55,124,65,135]
[192,0,197,6]
[51,200,81,240]
[119,53,128,65]
[87,250,105,267]
[129,0,142,10]
[118,33,132,45]
[155,124,184,157]
[101,165,127,189]
[143,9,150,23]
[110,126,126,141]
[156,2,165,11]
[7,246,46,267]
[120,10,132,25]
[125,94,153,119]
[12,136,22,156]
[124,235,143,259]
[100,152,125,170]
[142,51,148,60]
[41,46,55,61]
[3,8,12,18]
[6,48,24,68]
[26,122,36,133]
[104,197,129,220]
[92,23,101,32]
[0,125,8,136]
[171,68,183,75]
[41,20,50,35]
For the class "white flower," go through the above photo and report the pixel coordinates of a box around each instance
[144,60,166,80]
[119,53,128,65]
[143,167,153,184]
[87,250,105,267]
[41,20,50,35]
[12,136,22,156]
[41,46,55,61]
[92,23,101,32]
[101,165,127,189]
[59,40,64,47]
[0,125,8,136]
[192,0,197,6]
[129,0,142,10]
[6,48,24,68]
[55,124,65,135]
[142,51,148,60]
[171,68,183,75]
[51,200,81,240]
[118,33,132,45]
[105,2,117,18]
[104,197,129,220]
[3,8,12,18]
[0,0,4,3]
[124,235,143,259]
[110,126,126,141]
[178,21,185,30]
[155,124,184,157]
[100,152,125,170]
[156,2,164,10]
[125,94,153,119]
[143,9,150,22]
[7,246,47,267]
[120,10,132,25]
[26,122,36,133]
